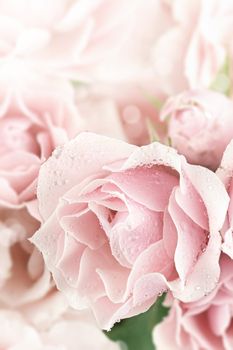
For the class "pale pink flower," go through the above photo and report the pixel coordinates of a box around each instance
[0,0,135,79]
[0,61,82,208]
[153,254,233,350]
[0,310,52,350]
[0,309,119,350]
[31,132,228,330]
[97,0,233,96]
[41,310,120,350]
[161,89,233,170]
[151,0,233,95]
[0,207,76,331]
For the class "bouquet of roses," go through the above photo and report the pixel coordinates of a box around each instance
[2,1,233,349]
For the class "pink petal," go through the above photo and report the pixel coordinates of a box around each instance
[163,208,178,259]
[110,200,163,265]
[153,302,186,350]
[207,305,231,336]
[37,132,135,220]
[60,208,107,249]
[175,168,208,230]
[56,233,85,287]
[169,230,221,302]
[183,161,229,232]
[168,190,207,283]
[108,165,179,211]
[126,240,173,295]
[76,245,114,302]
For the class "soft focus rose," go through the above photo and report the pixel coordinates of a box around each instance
[153,254,233,350]
[94,0,173,85]
[151,0,228,95]
[0,310,54,350]
[0,207,74,330]
[161,89,233,170]
[42,310,120,350]
[0,0,135,79]
[31,132,228,330]
[0,61,82,208]
[96,0,233,96]
[0,309,119,350]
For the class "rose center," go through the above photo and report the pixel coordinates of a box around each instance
[0,118,40,155]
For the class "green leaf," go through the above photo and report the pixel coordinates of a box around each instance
[210,56,231,96]
[104,294,170,350]
[71,80,88,88]
[143,93,164,111]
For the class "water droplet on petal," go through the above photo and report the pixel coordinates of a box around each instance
[52,145,63,159]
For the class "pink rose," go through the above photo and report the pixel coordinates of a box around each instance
[153,254,233,350]
[0,0,134,79]
[161,89,233,170]
[151,0,230,95]
[31,133,228,330]
[0,309,119,350]
[94,0,173,85]
[96,0,231,96]
[0,62,82,208]
[0,207,73,330]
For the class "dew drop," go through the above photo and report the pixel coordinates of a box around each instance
[53,169,61,176]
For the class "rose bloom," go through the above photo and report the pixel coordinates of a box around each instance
[0,0,134,79]
[150,0,233,95]
[98,0,233,97]
[0,61,82,208]
[0,309,119,350]
[160,89,233,170]
[153,254,233,350]
[31,133,228,330]
[0,206,96,334]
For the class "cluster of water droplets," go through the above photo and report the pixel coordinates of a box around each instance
[52,145,63,159]
[193,271,219,298]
